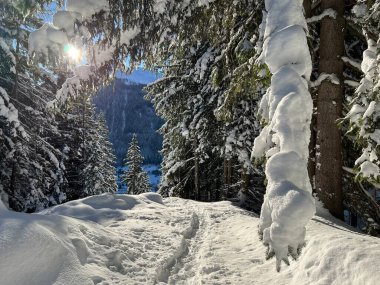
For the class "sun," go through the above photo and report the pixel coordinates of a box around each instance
[64,44,81,61]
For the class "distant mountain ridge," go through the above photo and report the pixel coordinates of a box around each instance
[115,69,161,85]
[93,70,163,166]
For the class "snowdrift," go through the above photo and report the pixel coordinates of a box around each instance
[1,194,380,285]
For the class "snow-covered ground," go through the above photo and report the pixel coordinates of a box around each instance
[1,194,380,285]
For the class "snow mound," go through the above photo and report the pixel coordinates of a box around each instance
[40,193,163,222]
[1,196,380,285]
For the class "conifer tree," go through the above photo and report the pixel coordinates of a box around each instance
[0,0,67,211]
[122,134,151,195]
[56,90,117,200]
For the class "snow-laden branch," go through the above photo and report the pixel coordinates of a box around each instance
[342,56,362,71]
[310,73,340,88]
[344,79,360,88]
[0,87,27,139]
[346,38,380,183]
[252,0,315,271]
[306,8,337,23]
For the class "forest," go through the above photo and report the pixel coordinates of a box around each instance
[1,0,380,283]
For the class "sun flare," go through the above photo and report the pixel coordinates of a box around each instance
[64,44,81,61]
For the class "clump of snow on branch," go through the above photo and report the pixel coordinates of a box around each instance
[28,0,111,106]
[346,38,380,181]
[310,72,340,88]
[66,0,109,20]
[0,87,27,138]
[29,0,110,58]
[252,0,315,271]
[53,11,76,37]
[48,65,95,107]
[28,23,69,57]
[306,8,337,23]
[29,0,147,106]
[352,3,368,18]
[0,38,16,72]
[29,0,221,107]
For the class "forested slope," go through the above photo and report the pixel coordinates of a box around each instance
[93,75,163,165]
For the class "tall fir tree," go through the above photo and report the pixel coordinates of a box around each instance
[122,134,151,195]
[0,0,117,211]
[0,0,67,211]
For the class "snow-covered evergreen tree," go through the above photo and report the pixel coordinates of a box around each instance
[122,134,151,195]
[143,0,268,205]
[56,89,117,200]
[0,0,117,210]
[82,110,117,196]
[0,0,67,211]
[346,2,380,184]
[95,113,118,192]
[251,0,315,271]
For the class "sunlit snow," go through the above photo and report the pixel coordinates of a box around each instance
[1,194,380,285]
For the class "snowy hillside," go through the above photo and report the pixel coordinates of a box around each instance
[1,194,380,285]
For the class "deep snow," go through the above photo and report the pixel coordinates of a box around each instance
[1,194,380,285]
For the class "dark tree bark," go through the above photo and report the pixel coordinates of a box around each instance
[350,212,357,227]
[315,0,345,219]
[304,0,316,190]
[195,156,200,200]
[241,166,249,192]
[224,158,231,186]
[303,0,312,18]
[228,159,232,186]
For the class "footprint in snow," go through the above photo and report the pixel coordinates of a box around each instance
[71,238,90,265]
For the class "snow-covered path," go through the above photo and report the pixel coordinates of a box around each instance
[154,199,261,284]
[1,193,380,285]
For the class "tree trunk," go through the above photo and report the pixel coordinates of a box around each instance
[304,0,316,190]
[303,0,312,18]
[223,158,228,186]
[195,156,200,200]
[227,159,232,186]
[315,0,345,220]
[241,166,249,192]
[224,158,232,185]
[9,162,17,201]
[350,211,358,227]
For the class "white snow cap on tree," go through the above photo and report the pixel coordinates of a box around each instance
[252,0,315,271]
[28,23,69,57]
[346,38,380,181]
[28,0,109,61]
[66,0,109,20]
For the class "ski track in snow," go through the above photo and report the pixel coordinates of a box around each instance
[2,194,380,285]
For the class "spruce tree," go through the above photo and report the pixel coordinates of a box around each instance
[122,134,151,195]
[0,0,67,211]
